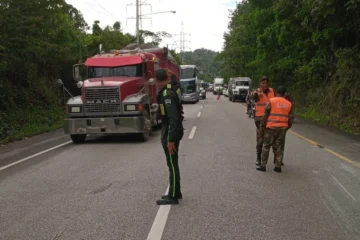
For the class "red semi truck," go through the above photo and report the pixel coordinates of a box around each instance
[62,43,180,143]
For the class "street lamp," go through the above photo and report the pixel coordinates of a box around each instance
[140,11,176,16]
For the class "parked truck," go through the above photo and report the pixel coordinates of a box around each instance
[228,77,252,102]
[213,78,224,95]
[59,43,181,144]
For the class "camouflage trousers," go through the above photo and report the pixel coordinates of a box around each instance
[261,128,288,167]
[254,119,264,155]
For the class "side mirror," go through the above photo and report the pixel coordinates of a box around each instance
[148,78,155,85]
[74,66,80,81]
[73,63,85,81]
[76,81,83,88]
[57,79,64,85]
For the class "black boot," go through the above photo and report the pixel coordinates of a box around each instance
[162,192,182,199]
[274,167,281,173]
[255,152,261,166]
[156,195,179,205]
[256,165,266,172]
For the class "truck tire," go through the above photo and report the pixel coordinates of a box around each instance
[139,109,151,142]
[70,134,86,144]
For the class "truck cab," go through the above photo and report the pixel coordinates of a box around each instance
[63,44,180,143]
[213,78,224,95]
[228,77,252,102]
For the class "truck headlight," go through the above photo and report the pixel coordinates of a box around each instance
[125,104,143,112]
[69,106,81,113]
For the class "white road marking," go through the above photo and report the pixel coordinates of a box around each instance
[331,175,356,202]
[146,186,170,240]
[197,112,201,117]
[188,126,197,139]
[0,141,72,172]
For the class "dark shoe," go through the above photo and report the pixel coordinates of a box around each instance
[256,155,261,166]
[162,193,182,199]
[156,196,179,205]
[256,166,266,172]
[274,167,281,173]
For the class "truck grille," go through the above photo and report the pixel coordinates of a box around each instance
[239,90,247,95]
[85,87,120,113]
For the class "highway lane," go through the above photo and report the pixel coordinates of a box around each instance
[0,102,202,240]
[161,94,360,240]
[0,94,359,240]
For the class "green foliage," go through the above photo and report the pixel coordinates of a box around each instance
[218,0,360,134]
[180,49,220,82]
[0,0,173,143]
[0,107,65,144]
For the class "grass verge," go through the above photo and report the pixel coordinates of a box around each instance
[0,106,65,145]
[296,108,360,135]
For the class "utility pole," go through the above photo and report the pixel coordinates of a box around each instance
[136,0,139,44]
[126,0,152,45]
[127,1,174,46]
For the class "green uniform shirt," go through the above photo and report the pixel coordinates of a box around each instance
[157,83,184,142]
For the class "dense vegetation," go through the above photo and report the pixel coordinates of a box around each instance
[180,49,220,82]
[0,0,180,144]
[217,0,360,134]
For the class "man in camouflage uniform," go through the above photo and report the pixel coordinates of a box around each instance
[155,68,184,205]
[256,86,294,172]
[251,76,275,165]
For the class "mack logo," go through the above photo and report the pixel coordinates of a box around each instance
[86,99,119,104]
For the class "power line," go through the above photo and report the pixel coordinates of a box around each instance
[93,0,119,22]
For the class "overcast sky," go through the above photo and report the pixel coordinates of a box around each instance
[66,0,237,52]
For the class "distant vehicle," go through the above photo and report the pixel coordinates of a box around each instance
[213,78,224,95]
[207,84,214,92]
[199,81,208,99]
[180,65,200,103]
[228,77,252,102]
[223,88,228,97]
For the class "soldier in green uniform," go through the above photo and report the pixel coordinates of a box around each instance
[257,86,294,172]
[155,68,184,205]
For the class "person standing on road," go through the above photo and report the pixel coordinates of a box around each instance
[256,86,294,172]
[251,76,275,165]
[217,89,221,100]
[155,68,184,205]
[273,91,293,166]
[246,89,252,115]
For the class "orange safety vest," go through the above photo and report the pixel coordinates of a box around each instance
[255,88,275,117]
[266,97,292,128]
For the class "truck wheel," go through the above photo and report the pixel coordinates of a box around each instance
[139,110,151,142]
[70,134,86,144]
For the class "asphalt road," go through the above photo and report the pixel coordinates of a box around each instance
[1,93,360,240]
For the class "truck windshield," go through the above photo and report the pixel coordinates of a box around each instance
[88,64,143,78]
[181,68,195,79]
[235,81,249,86]
[180,80,196,93]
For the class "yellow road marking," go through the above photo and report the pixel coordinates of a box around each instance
[289,130,360,169]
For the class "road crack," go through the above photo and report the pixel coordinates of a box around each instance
[89,183,112,194]
[51,229,67,240]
